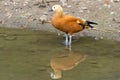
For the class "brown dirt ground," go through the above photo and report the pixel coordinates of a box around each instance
[0,0,120,41]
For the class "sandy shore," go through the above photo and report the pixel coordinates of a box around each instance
[0,0,120,41]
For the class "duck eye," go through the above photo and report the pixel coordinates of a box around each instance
[53,7,55,9]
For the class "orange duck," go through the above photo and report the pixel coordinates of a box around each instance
[51,5,98,49]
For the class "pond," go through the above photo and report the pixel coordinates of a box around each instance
[0,28,120,80]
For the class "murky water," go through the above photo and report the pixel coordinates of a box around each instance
[0,28,120,80]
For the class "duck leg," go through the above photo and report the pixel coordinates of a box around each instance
[68,35,72,51]
[65,33,69,46]
[64,34,72,51]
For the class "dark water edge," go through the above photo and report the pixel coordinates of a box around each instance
[0,27,120,80]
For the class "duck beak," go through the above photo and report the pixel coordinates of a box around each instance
[48,8,53,12]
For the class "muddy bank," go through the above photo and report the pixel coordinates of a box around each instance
[0,0,120,41]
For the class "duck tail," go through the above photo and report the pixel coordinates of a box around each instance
[86,21,98,28]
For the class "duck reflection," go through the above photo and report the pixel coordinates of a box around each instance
[50,51,87,79]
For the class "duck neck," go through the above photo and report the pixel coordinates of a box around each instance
[55,10,63,17]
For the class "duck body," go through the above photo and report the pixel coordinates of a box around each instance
[52,14,84,35]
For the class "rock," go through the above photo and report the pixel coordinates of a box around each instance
[34,0,49,8]
[21,12,32,18]
[38,4,46,8]
[112,18,120,23]
[4,36,17,40]
[94,37,100,40]
[79,10,84,13]
[113,0,120,2]
[81,7,88,10]
[67,5,72,8]
[0,20,2,24]
[43,12,49,15]
[60,0,68,6]
[39,15,50,24]
[110,12,115,15]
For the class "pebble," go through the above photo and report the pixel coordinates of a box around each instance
[81,7,88,10]
[43,12,49,15]
[67,5,72,8]
[39,15,48,24]
[112,18,120,23]
[60,0,68,6]
[110,12,115,15]
[4,36,17,40]
[94,37,100,40]
[79,10,84,13]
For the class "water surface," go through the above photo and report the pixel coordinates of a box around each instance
[0,28,120,80]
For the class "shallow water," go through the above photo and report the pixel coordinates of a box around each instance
[0,28,120,80]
